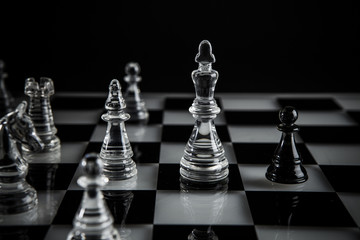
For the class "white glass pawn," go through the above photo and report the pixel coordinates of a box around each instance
[67,153,120,240]
[99,79,137,180]
[123,62,149,123]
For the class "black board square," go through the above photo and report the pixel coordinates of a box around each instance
[246,191,356,227]
[113,190,156,224]
[320,165,360,192]
[348,111,360,124]
[277,98,341,110]
[27,163,78,190]
[0,226,50,240]
[52,190,83,224]
[153,225,257,240]
[157,164,181,190]
[52,96,105,110]
[56,124,96,142]
[300,126,360,143]
[224,111,278,125]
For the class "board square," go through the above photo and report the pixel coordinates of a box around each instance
[320,165,360,192]
[53,110,102,125]
[300,126,360,143]
[157,164,243,191]
[154,190,253,225]
[228,126,303,143]
[121,190,156,224]
[146,110,163,124]
[277,98,342,110]
[255,226,360,240]
[338,193,360,227]
[348,111,360,124]
[233,143,316,164]
[0,226,50,240]
[0,190,66,226]
[239,164,334,192]
[27,163,78,190]
[306,143,360,165]
[246,191,356,227]
[153,225,257,240]
[52,96,105,110]
[52,190,83,224]
[224,111,278,125]
[56,124,96,142]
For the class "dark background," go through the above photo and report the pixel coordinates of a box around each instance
[1,1,360,95]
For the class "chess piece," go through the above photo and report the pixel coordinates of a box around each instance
[0,60,14,116]
[0,101,44,214]
[99,79,137,180]
[180,40,229,183]
[22,77,60,161]
[123,62,149,123]
[67,153,120,240]
[266,106,308,184]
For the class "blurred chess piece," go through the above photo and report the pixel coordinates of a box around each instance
[0,101,44,214]
[0,60,15,117]
[180,177,228,240]
[22,77,61,163]
[123,62,149,124]
[67,153,120,240]
[103,190,134,239]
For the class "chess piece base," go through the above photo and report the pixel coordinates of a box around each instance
[101,158,137,181]
[266,158,308,184]
[0,182,38,214]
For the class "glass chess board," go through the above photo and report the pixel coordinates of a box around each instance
[1,92,360,240]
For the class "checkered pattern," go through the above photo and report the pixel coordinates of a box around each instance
[1,92,360,240]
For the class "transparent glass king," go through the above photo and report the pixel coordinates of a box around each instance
[180,40,229,183]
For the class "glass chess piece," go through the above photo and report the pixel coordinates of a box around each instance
[0,101,44,214]
[22,77,61,162]
[67,153,120,240]
[180,40,229,183]
[99,79,137,180]
[266,106,308,184]
[0,60,14,116]
[123,62,149,123]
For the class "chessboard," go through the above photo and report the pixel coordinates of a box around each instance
[1,92,360,240]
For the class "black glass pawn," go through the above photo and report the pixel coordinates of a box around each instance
[266,106,308,184]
